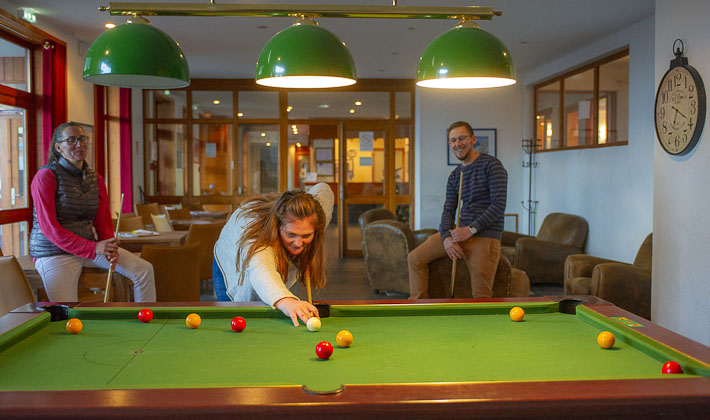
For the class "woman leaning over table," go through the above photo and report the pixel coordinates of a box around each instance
[213,183,334,327]
[29,122,156,302]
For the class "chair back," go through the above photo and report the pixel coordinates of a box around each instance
[141,243,201,302]
[117,215,145,232]
[135,202,160,227]
[0,256,35,317]
[151,214,174,232]
[633,233,653,270]
[185,222,226,281]
[537,213,589,251]
[362,219,414,295]
[202,204,233,213]
[167,208,193,220]
[358,208,395,240]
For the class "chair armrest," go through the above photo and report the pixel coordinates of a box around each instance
[564,254,617,282]
[593,263,651,319]
[413,229,438,248]
[502,231,532,247]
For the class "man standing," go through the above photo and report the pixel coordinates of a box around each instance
[408,121,507,298]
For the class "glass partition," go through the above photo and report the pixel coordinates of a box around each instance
[238,124,279,195]
[144,90,187,119]
[192,123,233,196]
[0,38,30,92]
[144,124,187,196]
[192,91,233,119]
[563,68,594,147]
[0,105,27,211]
[536,80,561,150]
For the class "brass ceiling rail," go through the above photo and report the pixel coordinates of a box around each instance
[100,3,499,20]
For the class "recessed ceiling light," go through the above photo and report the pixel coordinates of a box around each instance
[261,132,266,137]
[105,23,116,29]
[349,109,355,114]
[318,104,330,109]
[265,142,271,147]
[237,112,244,117]
[213,100,220,105]
[163,90,170,95]
[354,101,362,106]
[291,124,297,129]
[296,142,302,147]
[286,105,293,112]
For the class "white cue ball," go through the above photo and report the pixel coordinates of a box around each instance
[306,317,321,332]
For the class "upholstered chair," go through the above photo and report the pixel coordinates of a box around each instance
[564,233,652,319]
[0,256,35,317]
[358,208,396,243]
[362,220,529,298]
[502,212,588,285]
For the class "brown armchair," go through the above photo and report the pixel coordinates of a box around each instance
[362,220,528,297]
[362,219,436,295]
[564,234,652,319]
[502,212,588,285]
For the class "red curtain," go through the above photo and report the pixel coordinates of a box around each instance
[119,88,133,213]
[41,41,67,164]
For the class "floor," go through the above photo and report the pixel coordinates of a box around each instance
[201,226,563,302]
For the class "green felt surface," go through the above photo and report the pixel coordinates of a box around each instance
[0,303,705,392]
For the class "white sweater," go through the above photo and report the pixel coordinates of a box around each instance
[213,183,334,305]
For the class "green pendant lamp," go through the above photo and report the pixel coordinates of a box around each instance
[83,16,190,88]
[256,18,356,88]
[417,20,515,89]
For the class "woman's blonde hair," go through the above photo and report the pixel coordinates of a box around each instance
[235,190,327,289]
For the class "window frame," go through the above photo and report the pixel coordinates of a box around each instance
[533,48,629,152]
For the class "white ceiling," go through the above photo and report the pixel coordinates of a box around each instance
[7,0,655,80]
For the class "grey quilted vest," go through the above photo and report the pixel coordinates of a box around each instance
[29,157,100,258]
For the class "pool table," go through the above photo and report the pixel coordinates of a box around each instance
[1,297,709,419]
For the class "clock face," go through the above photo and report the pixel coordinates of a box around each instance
[655,65,705,155]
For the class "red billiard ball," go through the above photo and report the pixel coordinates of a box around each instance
[315,341,333,360]
[662,360,684,374]
[138,308,153,323]
[231,316,246,332]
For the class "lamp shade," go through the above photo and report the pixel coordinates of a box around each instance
[256,19,356,88]
[83,18,190,88]
[417,24,515,89]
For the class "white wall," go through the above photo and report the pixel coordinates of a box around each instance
[653,0,710,345]
[521,17,655,263]
[414,86,523,232]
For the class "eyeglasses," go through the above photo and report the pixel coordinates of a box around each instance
[59,135,89,145]
[448,135,470,144]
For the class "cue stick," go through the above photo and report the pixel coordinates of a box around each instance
[103,193,124,303]
[306,272,312,305]
[450,171,464,298]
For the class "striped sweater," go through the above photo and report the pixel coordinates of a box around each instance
[439,154,508,241]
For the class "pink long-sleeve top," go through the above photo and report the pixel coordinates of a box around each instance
[30,168,114,259]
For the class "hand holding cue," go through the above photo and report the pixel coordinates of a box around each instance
[104,193,124,303]
[450,171,464,298]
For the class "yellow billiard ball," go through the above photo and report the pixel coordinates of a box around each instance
[336,330,353,347]
[186,313,202,329]
[66,318,83,334]
[597,331,615,349]
[509,307,525,322]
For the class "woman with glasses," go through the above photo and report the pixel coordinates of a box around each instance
[29,122,156,302]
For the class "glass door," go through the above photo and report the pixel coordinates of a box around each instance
[341,121,391,257]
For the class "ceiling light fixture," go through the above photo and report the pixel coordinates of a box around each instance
[417,19,515,89]
[83,15,190,88]
[104,22,116,29]
[96,3,512,89]
[213,99,220,105]
[354,100,362,106]
[255,17,356,89]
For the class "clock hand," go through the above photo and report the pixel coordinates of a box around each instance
[671,105,687,119]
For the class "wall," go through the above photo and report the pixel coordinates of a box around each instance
[653,0,710,345]
[414,86,524,232]
[521,17,655,263]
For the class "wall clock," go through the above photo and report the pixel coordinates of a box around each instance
[654,39,706,155]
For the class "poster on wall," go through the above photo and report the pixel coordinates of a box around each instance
[447,128,497,165]
[359,131,374,152]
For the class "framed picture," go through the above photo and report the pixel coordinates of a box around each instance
[71,122,94,169]
[447,128,497,165]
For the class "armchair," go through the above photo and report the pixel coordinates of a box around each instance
[362,219,435,295]
[564,234,652,319]
[502,212,588,285]
[362,221,529,297]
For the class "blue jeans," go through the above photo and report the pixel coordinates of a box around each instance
[212,258,230,301]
